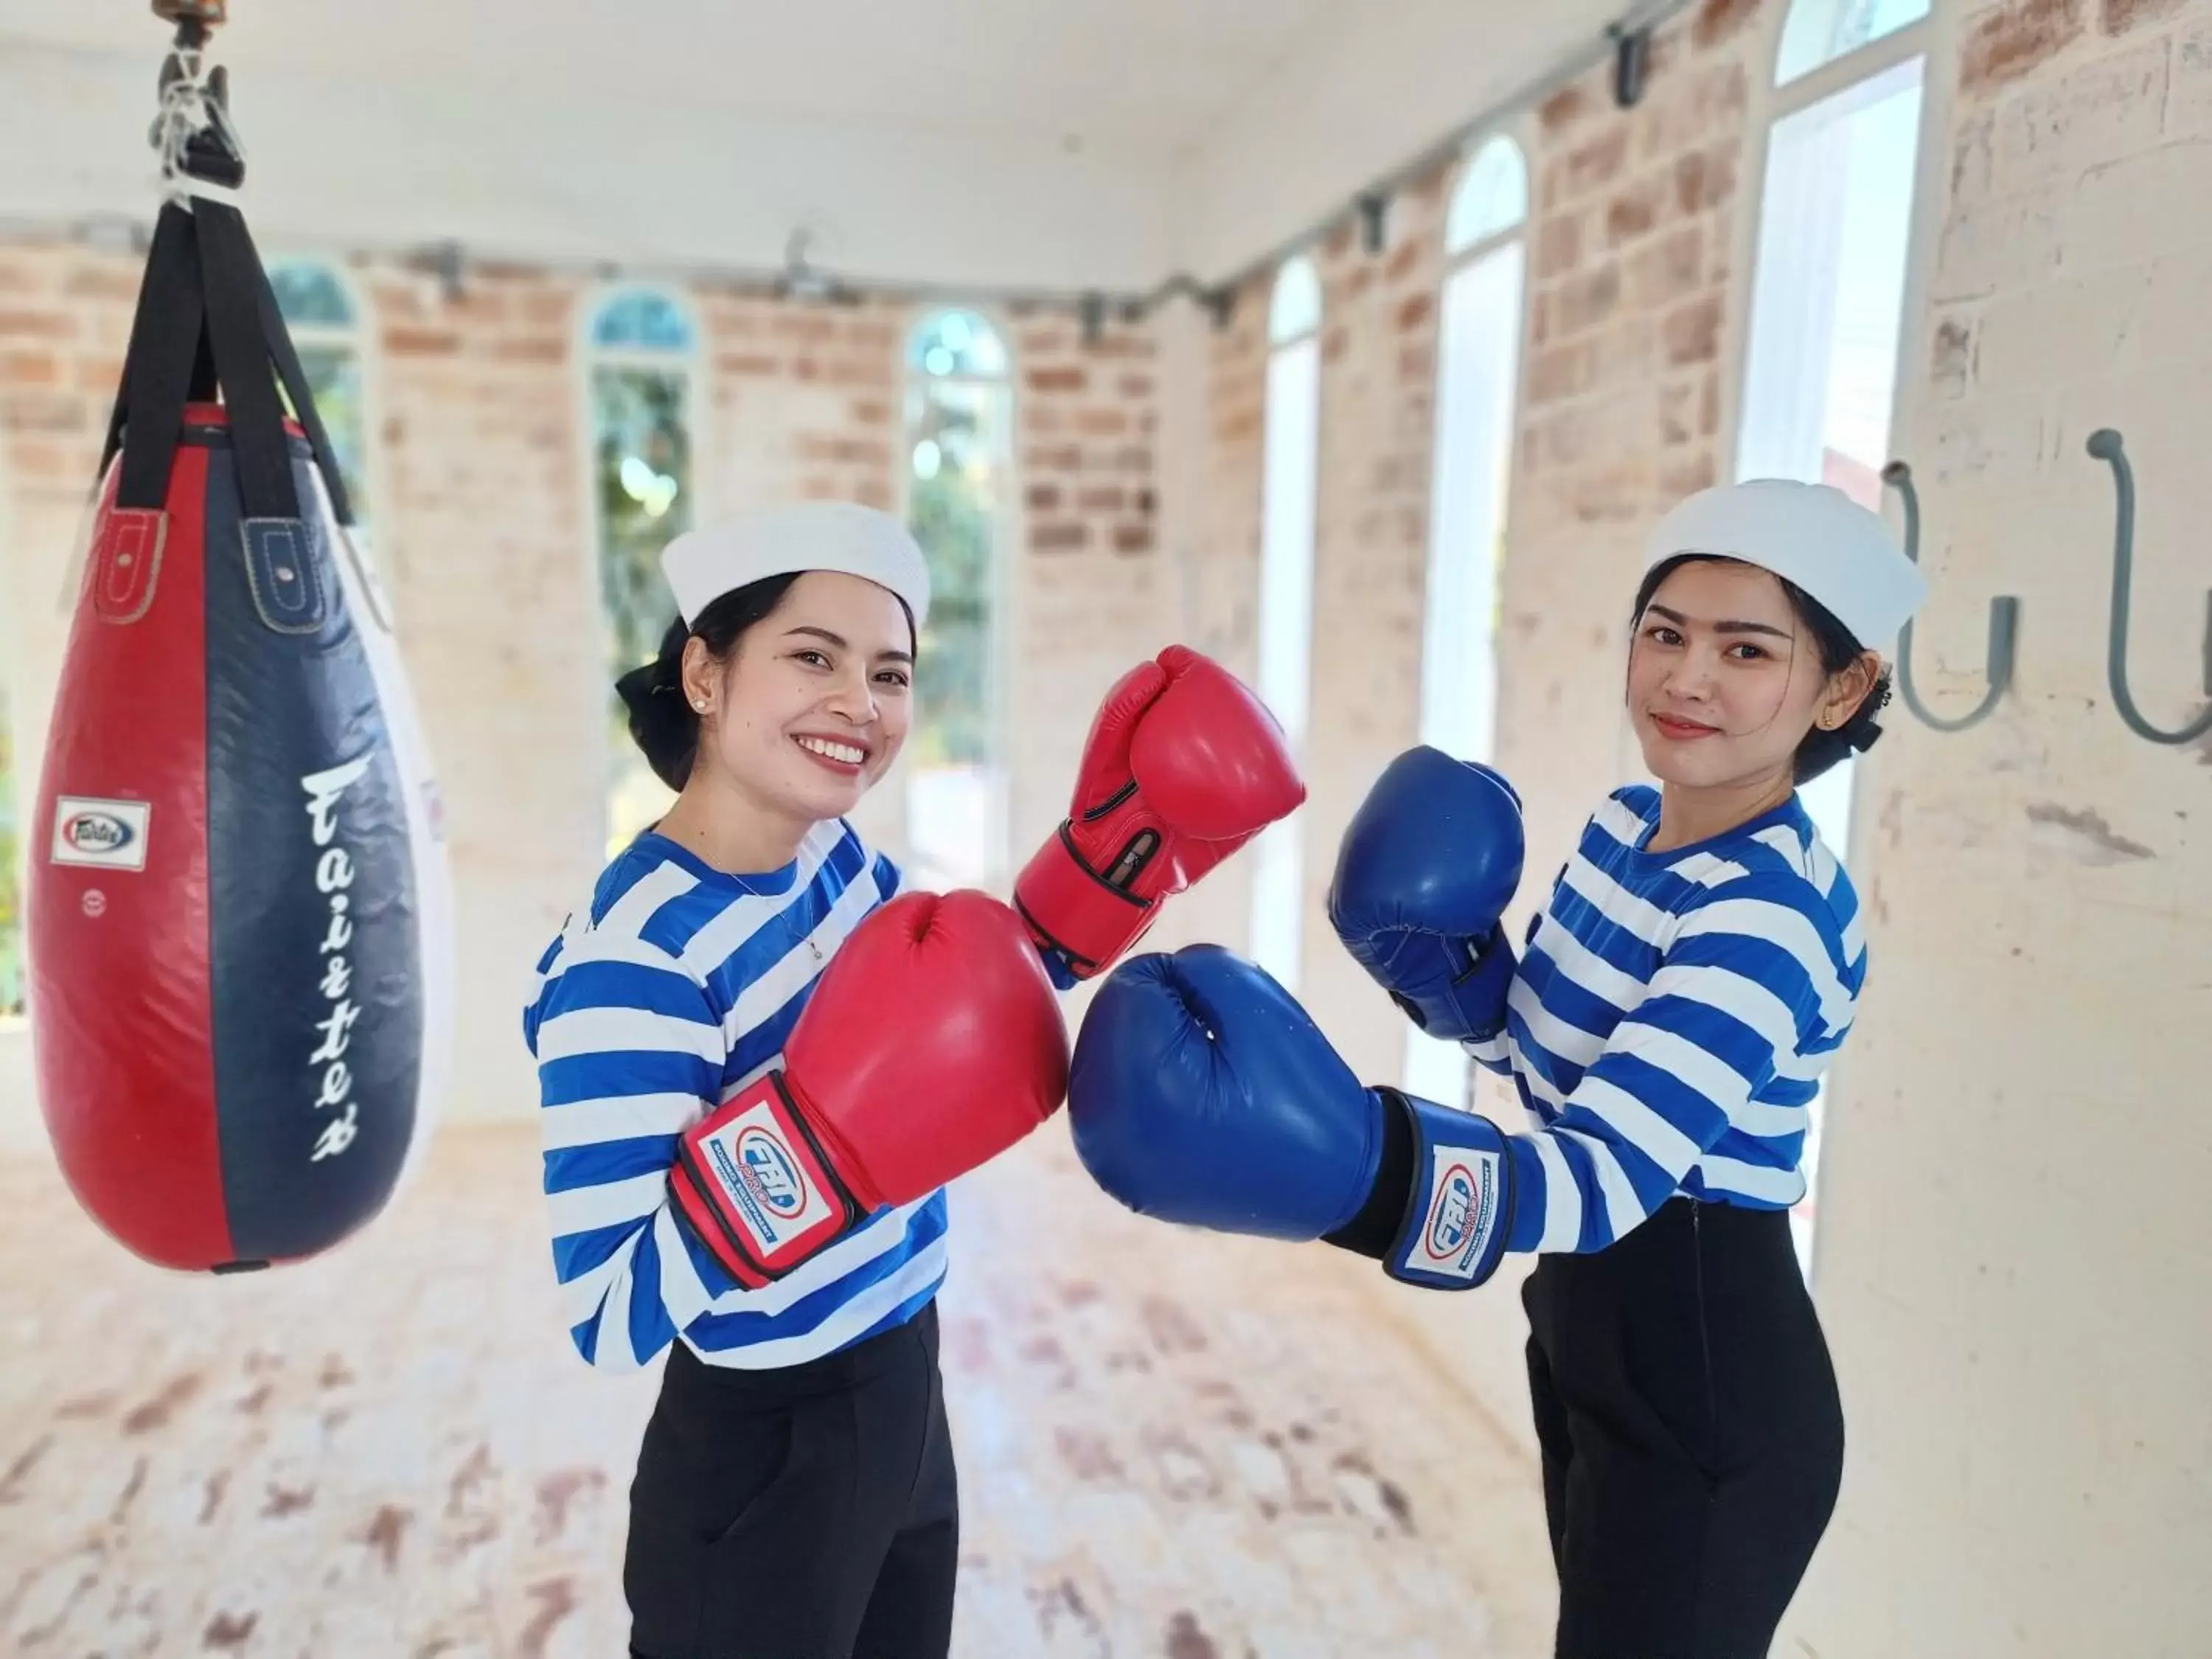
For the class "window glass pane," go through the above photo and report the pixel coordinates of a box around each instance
[1249,333,1320,990]
[268,261,356,330]
[908,308,1008,379]
[267,262,371,524]
[1268,256,1323,346]
[292,346,370,521]
[1405,237,1526,1106]
[1776,0,1930,86]
[1735,55,1924,1276]
[904,316,1011,891]
[595,365,694,856]
[592,289,696,353]
[1447,135,1530,254]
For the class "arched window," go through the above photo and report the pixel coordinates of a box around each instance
[1405,133,1531,1110]
[1445,133,1530,253]
[1249,254,1324,992]
[589,287,699,858]
[267,260,372,520]
[1737,0,1933,1274]
[902,309,1012,889]
[1776,0,1931,86]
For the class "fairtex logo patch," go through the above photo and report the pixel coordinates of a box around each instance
[64,812,133,854]
[734,1127,807,1220]
[50,797,150,871]
[1419,1147,1500,1281]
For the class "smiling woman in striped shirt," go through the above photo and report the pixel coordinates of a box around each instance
[523,500,1304,1659]
[1064,479,1929,1659]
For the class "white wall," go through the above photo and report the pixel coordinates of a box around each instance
[0,38,1178,293]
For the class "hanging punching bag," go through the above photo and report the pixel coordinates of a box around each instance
[28,194,453,1273]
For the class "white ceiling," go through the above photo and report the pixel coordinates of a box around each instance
[0,0,1344,152]
[0,0,1646,290]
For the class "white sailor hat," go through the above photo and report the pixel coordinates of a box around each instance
[660,501,931,630]
[1642,479,1926,650]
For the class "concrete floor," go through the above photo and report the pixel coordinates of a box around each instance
[0,1118,1558,1658]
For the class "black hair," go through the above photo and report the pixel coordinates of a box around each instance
[1630,554,1894,785]
[613,574,805,791]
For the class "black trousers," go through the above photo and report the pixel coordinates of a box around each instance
[626,1299,959,1659]
[1522,1197,1845,1659]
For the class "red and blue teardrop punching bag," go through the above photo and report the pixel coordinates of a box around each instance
[28,196,453,1273]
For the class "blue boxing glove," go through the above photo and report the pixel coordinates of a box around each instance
[1068,945,1380,1239]
[1327,745,1526,1043]
[1068,945,1519,1287]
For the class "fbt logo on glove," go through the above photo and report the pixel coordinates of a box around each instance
[50,797,151,871]
[699,1099,836,1251]
[1420,1147,1502,1280]
[729,1127,807,1220]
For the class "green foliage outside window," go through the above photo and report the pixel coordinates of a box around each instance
[268,262,371,524]
[907,378,1001,769]
[905,312,1008,773]
[596,364,693,856]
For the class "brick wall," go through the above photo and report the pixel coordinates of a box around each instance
[1500,6,1756,891]
[0,242,1166,1138]
[1147,272,1274,963]
[1294,170,1454,1082]
[1008,310,1167,882]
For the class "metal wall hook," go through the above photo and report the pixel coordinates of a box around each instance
[1879,460,2020,733]
[2087,428,2212,745]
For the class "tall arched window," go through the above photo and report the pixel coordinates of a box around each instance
[268,260,372,520]
[1404,133,1531,1109]
[1249,255,1324,992]
[1737,0,1933,1273]
[589,287,699,858]
[0,684,21,1020]
[902,309,1012,889]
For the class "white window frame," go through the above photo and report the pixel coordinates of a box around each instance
[1249,254,1324,992]
[1405,129,1534,1110]
[1723,0,1946,1281]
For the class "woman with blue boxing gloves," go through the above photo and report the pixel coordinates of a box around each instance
[1068,479,1927,1659]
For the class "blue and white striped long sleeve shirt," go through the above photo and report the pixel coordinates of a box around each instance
[521,818,948,1372]
[1471,786,1865,1256]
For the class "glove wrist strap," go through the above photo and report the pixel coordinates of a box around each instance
[1379,1089,1516,1291]
[1012,821,1153,977]
[669,1071,862,1289]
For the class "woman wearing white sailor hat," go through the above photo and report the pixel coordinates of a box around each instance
[1307,476,1930,1655]
[1486,477,1925,1655]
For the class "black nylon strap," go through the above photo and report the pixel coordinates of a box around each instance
[105,202,206,510]
[191,198,299,522]
[248,229,357,526]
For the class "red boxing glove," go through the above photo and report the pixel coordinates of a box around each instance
[1015,644,1306,978]
[669,890,1069,1288]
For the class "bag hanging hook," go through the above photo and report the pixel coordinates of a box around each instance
[148,0,246,195]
